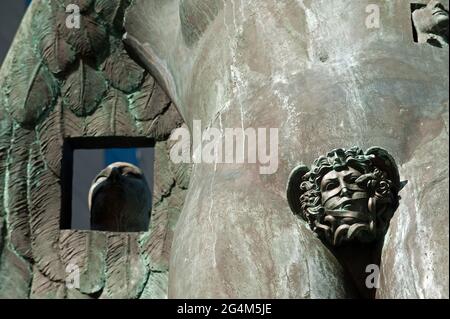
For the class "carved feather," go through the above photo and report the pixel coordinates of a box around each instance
[58,10,108,58]
[85,88,137,136]
[0,113,12,259]
[151,184,187,272]
[102,49,144,94]
[9,51,58,129]
[168,131,192,190]
[36,101,64,177]
[59,231,87,274]
[59,230,107,295]
[129,74,171,121]
[95,0,128,31]
[140,203,170,272]
[139,140,190,275]
[152,142,175,204]
[56,0,94,13]
[62,101,84,138]
[41,30,76,76]
[0,247,32,298]
[62,60,107,117]
[139,272,168,299]
[32,1,76,75]
[6,127,33,260]
[28,142,64,281]
[30,266,66,299]
[101,233,147,299]
[143,103,184,141]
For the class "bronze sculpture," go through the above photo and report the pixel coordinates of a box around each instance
[412,0,449,47]
[0,0,448,299]
[89,162,151,232]
[287,147,406,246]
[0,0,186,298]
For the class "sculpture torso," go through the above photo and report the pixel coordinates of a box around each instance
[124,0,448,298]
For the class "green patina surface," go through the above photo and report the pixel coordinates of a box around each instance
[0,0,189,299]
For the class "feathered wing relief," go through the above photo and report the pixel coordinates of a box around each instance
[62,60,107,117]
[29,140,65,282]
[32,1,76,75]
[129,75,172,122]
[103,49,145,94]
[101,233,147,299]
[0,0,190,299]
[57,8,108,59]
[59,230,107,295]
[5,128,33,261]
[95,0,127,30]
[9,50,58,130]
[37,101,65,177]
[85,88,137,136]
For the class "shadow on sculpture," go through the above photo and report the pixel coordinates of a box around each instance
[287,146,407,298]
[412,0,449,47]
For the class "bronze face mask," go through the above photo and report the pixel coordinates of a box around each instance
[287,147,406,246]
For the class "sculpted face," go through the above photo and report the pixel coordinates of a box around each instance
[89,162,151,232]
[287,147,404,247]
[319,167,375,245]
[412,0,449,45]
[321,167,366,212]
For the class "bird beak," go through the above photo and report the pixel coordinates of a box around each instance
[109,167,121,183]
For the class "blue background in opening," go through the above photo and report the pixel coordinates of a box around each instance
[104,149,139,167]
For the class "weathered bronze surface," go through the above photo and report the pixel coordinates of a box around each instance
[0,0,448,299]
[287,147,405,246]
[0,0,189,299]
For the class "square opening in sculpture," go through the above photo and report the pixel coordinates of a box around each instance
[60,137,155,232]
